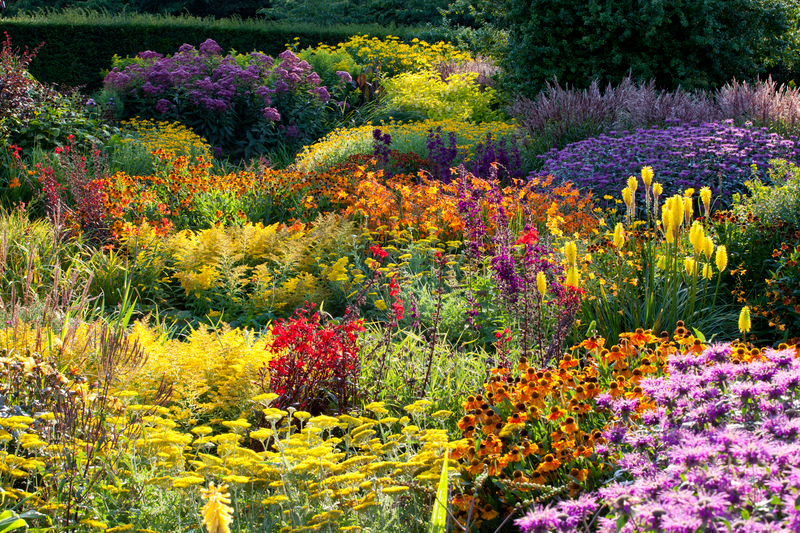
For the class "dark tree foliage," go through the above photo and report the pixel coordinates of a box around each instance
[500,0,800,96]
[2,0,263,19]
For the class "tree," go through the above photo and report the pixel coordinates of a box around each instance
[499,0,800,96]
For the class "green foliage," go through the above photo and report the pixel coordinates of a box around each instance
[500,0,800,96]
[716,159,800,339]
[259,0,450,27]
[149,214,363,328]
[1,11,449,92]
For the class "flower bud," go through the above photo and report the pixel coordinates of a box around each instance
[627,175,638,193]
[564,241,577,267]
[715,245,728,272]
[613,223,625,249]
[684,257,696,276]
[738,306,751,334]
[641,166,654,188]
[700,187,712,216]
[536,271,547,296]
[565,266,579,288]
[703,236,714,261]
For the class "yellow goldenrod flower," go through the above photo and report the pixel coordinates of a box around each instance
[738,306,751,334]
[622,187,633,208]
[200,483,233,533]
[715,245,728,272]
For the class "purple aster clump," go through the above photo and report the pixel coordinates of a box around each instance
[103,40,335,160]
[536,120,800,206]
[517,344,800,533]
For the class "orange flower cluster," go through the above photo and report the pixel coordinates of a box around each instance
[102,150,597,246]
[346,172,597,242]
[449,327,675,530]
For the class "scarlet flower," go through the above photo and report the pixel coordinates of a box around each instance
[369,245,388,259]
[514,227,539,246]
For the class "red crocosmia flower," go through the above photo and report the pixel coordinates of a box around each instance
[515,228,539,246]
[369,245,388,260]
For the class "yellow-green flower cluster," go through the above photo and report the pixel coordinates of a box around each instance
[312,35,471,78]
[296,119,518,173]
[121,118,212,161]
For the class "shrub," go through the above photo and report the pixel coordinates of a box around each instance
[715,159,800,340]
[308,35,472,79]
[511,76,800,163]
[262,305,364,414]
[155,214,362,326]
[381,70,500,123]
[537,120,800,205]
[103,41,335,161]
[500,0,800,96]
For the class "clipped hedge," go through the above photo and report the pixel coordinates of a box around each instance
[2,11,448,92]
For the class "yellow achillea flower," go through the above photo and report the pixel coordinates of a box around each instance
[200,482,234,533]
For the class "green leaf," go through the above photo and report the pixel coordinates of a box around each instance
[429,451,449,533]
[0,511,28,533]
[693,328,706,342]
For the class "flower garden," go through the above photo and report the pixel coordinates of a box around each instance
[2,27,800,533]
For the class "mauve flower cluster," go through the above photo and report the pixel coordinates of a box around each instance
[517,342,800,533]
[537,120,800,204]
[103,40,333,159]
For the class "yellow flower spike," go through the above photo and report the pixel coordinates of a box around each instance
[684,257,696,277]
[564,241,578,267]
[684,188,695,198]
[703,236,714,261]
[653,182,663,197]
[738,306,751,334]
[200,482,234,533]
[613,223,625,249]
[715,245,728,272]
[700,186,712,215]
[702,263,713,280]
[536,271,547,296]
[683,196,693,225]
[565,266,580,288]
[689,221,705,254]
[656,255,667,270]
[621,187,633,208]
[641,166,654,188]
[627,175,638,193]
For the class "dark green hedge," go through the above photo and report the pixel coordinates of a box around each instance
[1,12,448,93]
